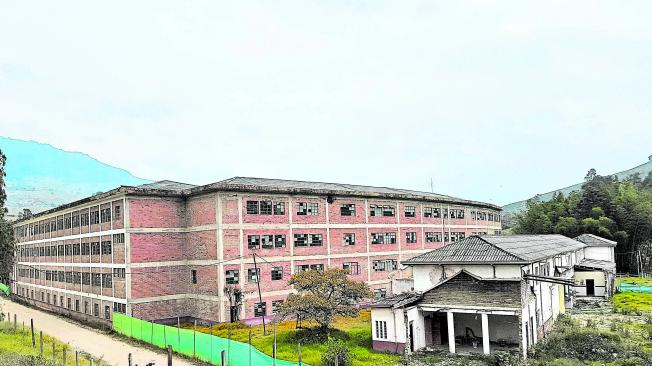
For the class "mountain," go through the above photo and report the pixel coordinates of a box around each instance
[502,154,652,222]
[0,137,150,218]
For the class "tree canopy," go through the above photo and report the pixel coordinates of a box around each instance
[278,268,372,330]
[0,149,14,286]
[513,170,652,273]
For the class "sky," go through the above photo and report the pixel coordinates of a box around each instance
[1,1,652,206]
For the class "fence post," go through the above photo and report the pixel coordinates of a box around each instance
[227,326,231,366]
[221,350,226,366]
[273,317,277,366]
[168,345,173,366]
[128,353,132,366]
[30,319,35,347]
[63,346,66,364]
[164,324,168,349]
[89,357,93,366]
[75,350,79,366]
[248,328,252,366]
[209,321,213,364]
[177,317,181,348]
[298,342,302,366]
[14,314,17,331]
[39,331,43,355]
[193,320,197,358]
[52,339,56,358]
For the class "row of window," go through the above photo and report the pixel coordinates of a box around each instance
[18,234,125,260]
[15,206,122,238]
[245,200,500,221]
[253,299,284,317]
[17,268,125,288]
[19,287,122,319]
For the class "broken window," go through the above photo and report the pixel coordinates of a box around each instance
[274,202,285,215]
[372,260,397,272]
[343,233,356,246]
[248,235,261,250]
[425,232,443,243]
[260,201,273,215]
[246,201,259,214]
[371,232,396,245]
[225,270,239,285]
[405,232,417,244]
[247,268,260,283]
[261,235,274,249]
[342,262,360,275]
[404,206,416,217]
[340,204,356,216]
[297,202,319,216]
[271,267,283,281]
[254,302,266,317]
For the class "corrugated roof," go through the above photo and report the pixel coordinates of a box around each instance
[403,236,524,265]
[370,292,422,308]
[137,180,197,192]
[404,234,587,265]
[575,234,617,247]
[576,258,616,272]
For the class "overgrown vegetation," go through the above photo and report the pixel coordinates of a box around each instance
[187,310,400,366]
[513,169,652,273]
[0,317,105,366]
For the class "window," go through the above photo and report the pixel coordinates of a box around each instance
[274,202,285,215]
[100,208,111,223]
[113,233,125,244]
[450,209,465,219]
[93,303,99,317]
[81,243,90,255]
[406,232,417,244]
[246,201,259,214]
[274,235,286,248]
[343,233,356,246]
[423,207,441,218]
[425,232,443,243]
[58,245,64,256]
[272,300,283,314]
[254,302,266,317]
[113,268,126,278]
[75,300,80,312]
[92,273,101,287]
[295,264,324,272]
[375,320,388,339]
[101,273,112,288]
[342,262,360,275]
[371,232,397,245]
[293,234,323,247]
[369,205,395,217]
[81,213,89,226]
[65,244,72,256]
[91,210,100,225]
[261,235,274,249]
[374,289,387,300]
[248,268,260,283]
[404,206,416,217]
[248,235,261,250]
[225,270,239,285]
[297,202,319,216]
[101,241,112,255]
[113,302,126,314]
[64,217,71,229]
[260,201,273,215]
[67,298,71,309]
[114,205,121,220]
[190,270,198,284]
[84,301,89,314]
[372,260,398,272]
[82,273,91,285]
[73,244,80,255]
[340,204,356,216]
[271,267,283,281]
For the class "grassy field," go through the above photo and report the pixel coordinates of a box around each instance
[0,319,105,365]
[615,276,652,287]
[185,310,400,366]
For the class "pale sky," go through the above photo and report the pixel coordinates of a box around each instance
[1,1,651,206]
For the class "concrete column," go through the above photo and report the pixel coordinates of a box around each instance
[481,313,490,355]
[447,311,455,353]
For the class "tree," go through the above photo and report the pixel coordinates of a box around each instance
[278,269,372,330]
[0,148,13,286]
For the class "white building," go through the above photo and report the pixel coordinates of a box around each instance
[573,234,617,297]
[370,234,612,359]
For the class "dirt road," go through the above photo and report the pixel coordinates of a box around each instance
[1,299,198,366]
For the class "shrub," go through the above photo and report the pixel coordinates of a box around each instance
[321,337,351,366]
[533,325,625,361]
[0,354,60,366]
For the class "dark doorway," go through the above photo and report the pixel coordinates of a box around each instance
[431,312,448,345]
[525,322,529,349]
[409,321,414,352]
[586,279,595,296]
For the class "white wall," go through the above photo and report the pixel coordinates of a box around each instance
[406,307,426,350]
[412,264,521,292]
[371,308,407,344]
[584,247,614,262]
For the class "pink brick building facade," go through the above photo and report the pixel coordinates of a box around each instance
[12,178,501,325]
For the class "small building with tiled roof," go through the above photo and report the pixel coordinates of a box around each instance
[573,234,617,297]
[370,234,615,360]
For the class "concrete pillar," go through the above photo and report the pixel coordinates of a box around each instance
[481,313,490,355]
[447,311,455,354]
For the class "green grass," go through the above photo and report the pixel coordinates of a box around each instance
[185,310,400,366]
[0,320,105,365]
[613,292,652,313]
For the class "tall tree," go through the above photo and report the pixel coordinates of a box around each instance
[0,149,14,286]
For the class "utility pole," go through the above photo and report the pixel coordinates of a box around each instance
[252,253,266,334]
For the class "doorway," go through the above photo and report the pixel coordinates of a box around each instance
[431,312,448,345]
[586,279,595,296]
[409,321,414,352]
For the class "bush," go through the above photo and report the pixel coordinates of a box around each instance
[0,354,60,366]
[321,337,351,366]
[533,324,625,361]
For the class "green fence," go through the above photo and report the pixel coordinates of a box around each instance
[619,283,652,294]
[0,283,9,296]
[113,313,304,366]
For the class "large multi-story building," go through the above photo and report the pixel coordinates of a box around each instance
[12,177,502,326]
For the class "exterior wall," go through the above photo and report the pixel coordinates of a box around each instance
[574,271,607,297]
[584,247,614,262]
[370,308,407,353]
[12,189,502,325]
[412,264,521,292]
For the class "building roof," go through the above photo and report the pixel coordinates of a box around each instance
[370,292,422,309]
[15,176,501,223]
[576,258,617,272]
[574,234,617,247]
[403,234,587,265]
[137,180,197,192]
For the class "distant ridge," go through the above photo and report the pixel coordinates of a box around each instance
[0,136,150,217]
[502,154,652,220]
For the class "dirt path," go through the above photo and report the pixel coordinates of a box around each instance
[1,299,198,366]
